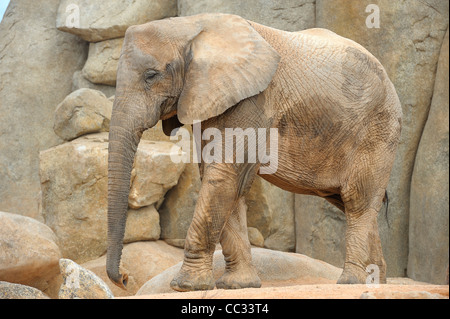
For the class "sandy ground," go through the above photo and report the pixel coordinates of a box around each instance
[122,278,449,299]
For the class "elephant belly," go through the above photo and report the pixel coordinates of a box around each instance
[257,132,346,197]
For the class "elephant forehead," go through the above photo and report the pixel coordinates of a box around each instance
[129,18,197,55]
[122,25,176,66]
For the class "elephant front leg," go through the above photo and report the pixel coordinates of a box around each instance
[216,197,261,289]
[170,164,242,292]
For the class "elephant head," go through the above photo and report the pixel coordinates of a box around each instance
[106,13,280,288]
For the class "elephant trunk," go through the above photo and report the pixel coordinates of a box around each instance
[106,110,142,289]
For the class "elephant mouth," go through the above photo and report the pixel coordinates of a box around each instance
[162,112,183,136]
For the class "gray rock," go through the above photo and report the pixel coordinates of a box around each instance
[53,88,113,141]
[159,163,201,242]
[294,195,347,268]
[58,259,114,299]
[82,38,123,86]
[0,0,88,220]
[56,0,178,42]
[408,29,449,284]
[0,281,50,299]
[129,141,186,209]
[248,227,264,247]
[124,205,161,244]
[246,177,295,252]
[0,212,61,290]
[40,133,183,262]
[72,70,116,98]
[137,248,341,295]
[178,0,315,31]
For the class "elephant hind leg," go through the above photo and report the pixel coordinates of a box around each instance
[338,205,386,285]
[338,168,388,284]
[216,197,261,289]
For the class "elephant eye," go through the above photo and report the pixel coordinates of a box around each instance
[144,69,158,83]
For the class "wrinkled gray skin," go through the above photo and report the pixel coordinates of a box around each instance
[107,13,402,291]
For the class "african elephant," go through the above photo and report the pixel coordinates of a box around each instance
[106,13,402,291]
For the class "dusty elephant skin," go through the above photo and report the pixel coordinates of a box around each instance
[106,14,402,291]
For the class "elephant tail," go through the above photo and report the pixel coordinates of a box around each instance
[383,190,390,228]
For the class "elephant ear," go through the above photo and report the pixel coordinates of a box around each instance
[177,14,280,125]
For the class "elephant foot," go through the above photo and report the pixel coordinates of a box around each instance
[337,262,386,284]
[216,267,261,290]
[170,268,215,292]
[337,271,364,284]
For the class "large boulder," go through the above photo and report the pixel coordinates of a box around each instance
[0,0,88,220]
[408,29,449,284]
[178,0,315,31]
[53,88,113,141]
[124,206,160,244]
[56,0,177,42]
[159,163,201,247]
[0,282,50,299]
[137,248,341,295]
[128,141,186,209]
[40,133,184,262]
[72,70,116,98]
[81,38,123,86]
[0,212,61,291]
[295,195,347,267]
[299,0,450,277]
[58,259,114,299]
[246,177,295,252]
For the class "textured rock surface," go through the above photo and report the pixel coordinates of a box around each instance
[409,29,449,284]
[58,259,114,299]
[40,133,182,262]
[311,0,449,277]
[248,227,265,247]
[0,212,61,289]
[82,38,123,86]
[53,88,113,141]
[295,195,347,267]
[178,0,315,31]
[142,121,173,142]
[56,0,177,42]
[0,281,50,299]
[137,248,342,295]
[129,141,186,209]
[0,0,88,220]
[72,70,116,98]
[40,134,110,262]
[246,177,295,252]
[159,163,201,243]
[124,206,160,244]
